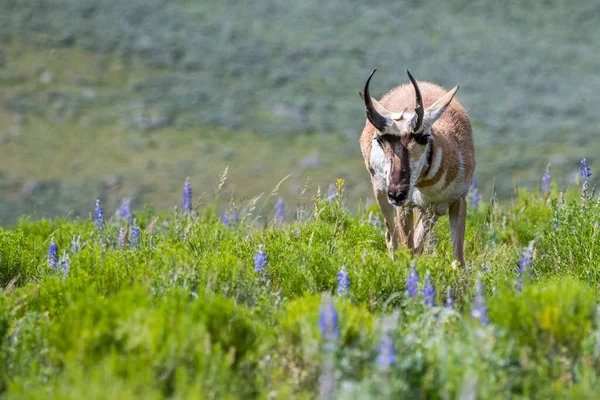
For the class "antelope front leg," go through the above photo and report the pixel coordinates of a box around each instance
[374,187,400,252]
[448,197,467,265]
[413,208,439,256]
[396,206,414,250]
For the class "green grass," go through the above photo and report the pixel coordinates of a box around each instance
[2,178,600,398]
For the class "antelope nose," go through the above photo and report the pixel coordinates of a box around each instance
[388,191,407,205]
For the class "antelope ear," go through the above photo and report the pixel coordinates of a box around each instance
[359,92,386,106]
[423,85,459,130]
[363,95,392,118]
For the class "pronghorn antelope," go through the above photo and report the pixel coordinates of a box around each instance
[359,69,475,265]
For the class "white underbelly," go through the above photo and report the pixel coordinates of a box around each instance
[412,180,468,214]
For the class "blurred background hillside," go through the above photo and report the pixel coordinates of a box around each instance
[0,0,598,224]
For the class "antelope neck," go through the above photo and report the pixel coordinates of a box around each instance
[417,138,434,183]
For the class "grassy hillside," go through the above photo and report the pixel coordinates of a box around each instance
[0,1,599,224]
[0,42,373,225]
[3,0,599,137]
[1,173,600,398]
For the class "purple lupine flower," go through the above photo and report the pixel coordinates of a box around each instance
[406,263,419,298]
[580,158,592,183]
[327,184,337,202]
[376,331,396,367]
[130,219,140,248]
[445,286,454,308]
[542,165,551,194]
[318,297,339,398]
[336,266,350,297]
[222,211,230,227]
[119,199,132,221]
[118,227,127,249]
[376,314,397,370]
[94,199,103,231]
[471,188,480,209]
[516,241,535,291]
[71,235,81,254]
[182,177,193,214]
[470,174,480,209]
[276,198,285,221]
[47,238,58,268]
[253,245,267,273]
[471,279,489,325]
[318,300,340,342]
[61,253,69,276]
[423,271,436,307]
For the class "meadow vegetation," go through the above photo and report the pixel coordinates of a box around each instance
[1,3,599,394]
[1,166,600,398]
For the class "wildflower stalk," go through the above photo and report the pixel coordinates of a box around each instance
[471,278,489,325]
[423,270,435,307]
[336,266,350,297]
[542,164,551,197]
[47,238,58,268]
[580,158,592,210]
[130,219,140,248]
[516,241,535,291]
[276,198,285,223]
[120,198,132,222]
[60,252,70,277]
[222,212,230,227]
[182,177,193,214]
[94,199,103,232]
[327,184,337,202]
[118,227,127,249]
[253,245,267,273]
[71,235,82,254]
[318,296,339,399]
[406,262,419,298]
[376,313,398,372]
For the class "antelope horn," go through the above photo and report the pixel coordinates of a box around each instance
[406,69,424,133]
[362,69,391,133]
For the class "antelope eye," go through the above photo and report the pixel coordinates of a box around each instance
[414,134,430,145]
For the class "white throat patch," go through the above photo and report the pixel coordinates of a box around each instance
[408,139,432,201]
